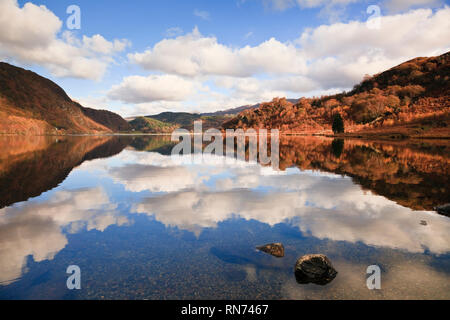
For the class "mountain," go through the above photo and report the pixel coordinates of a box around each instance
[201,103,260,116]
[275,136,450,211]
[129,116,178,133]
[132,112,233,132]
[128,103,272,132]
[148,112,202,127]
[0,62,130,134]
[80,105,131,132]
[223,52,450,138]
[0,135,129,209]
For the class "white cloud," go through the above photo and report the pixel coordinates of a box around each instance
[128,27,306,78]
[118,7,450,114]
[0,187,127,285]
[299,7,450,87]
[129,7,449,85]
[0,0,129,80]
[244,31,254,39]
[194,9,211,20]
[124,151,450,254]
[384,0,443,12]
[107,74,200,104]
[109,164,200,193]
[82,34,130,55]
[165,27,184,37]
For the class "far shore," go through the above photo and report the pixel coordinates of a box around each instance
[1,131,449,140]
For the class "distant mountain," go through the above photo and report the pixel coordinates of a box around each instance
[130,100,300,132]
[80,105,131,132]
[0,62,130,134]
[148,112,202,127]
[129,116,178,133]
[223,52,450,138]
[201,104,260,116]
[131,112,233,132]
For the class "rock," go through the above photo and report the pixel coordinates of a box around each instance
[434,204,450,217]
[420,220,427,226]
[256,243,285,258]
[294,254,337,285]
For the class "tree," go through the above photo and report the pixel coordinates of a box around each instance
[332,113,345,134]
[331,139,344,158]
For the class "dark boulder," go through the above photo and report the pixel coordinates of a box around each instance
[256,243,285,258]
[294,254,337,285]
[434,204,450,217]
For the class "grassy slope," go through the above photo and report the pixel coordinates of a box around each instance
[129,116,178,133]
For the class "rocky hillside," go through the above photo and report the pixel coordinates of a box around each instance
[0,62,129,134]
[224,52,450,138]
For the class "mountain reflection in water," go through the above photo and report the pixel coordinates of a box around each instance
[0,135,448,299]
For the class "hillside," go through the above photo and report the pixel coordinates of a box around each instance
[129,116,178,133]
[201,103,260,116]
[80,105,131,132]
[0,135,129,209]
[223,52,450,138]
[137,112,233,132]
[0,62,129,134]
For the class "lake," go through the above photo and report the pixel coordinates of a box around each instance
[0,135,449,299]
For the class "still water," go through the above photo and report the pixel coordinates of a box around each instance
[0,135,449,299]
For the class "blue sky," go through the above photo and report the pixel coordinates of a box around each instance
[2,0,449,116]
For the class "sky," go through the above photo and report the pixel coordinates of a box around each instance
[0,0,449,117]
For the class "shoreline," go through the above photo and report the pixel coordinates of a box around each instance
[1,131,449,140]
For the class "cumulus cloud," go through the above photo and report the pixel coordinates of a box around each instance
[0,187,127,285]
[99,5,450,116]
[112,151,450,255]
[119,7,450,113]
[109,164,200,192]
[107,74,200,104]
[128,27,307,78]
[0,0,129,80]
[299,7,450,87]
[384,0,443,12]
[134,179,450,254]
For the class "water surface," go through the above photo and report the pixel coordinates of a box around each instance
[0,135,449,299]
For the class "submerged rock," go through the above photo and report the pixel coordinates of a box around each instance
[294,254,337,285]
[434,204,450,217]
[420,220,428,226]
[256,243,285,258]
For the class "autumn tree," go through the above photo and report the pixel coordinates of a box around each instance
[332,113,345,134]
